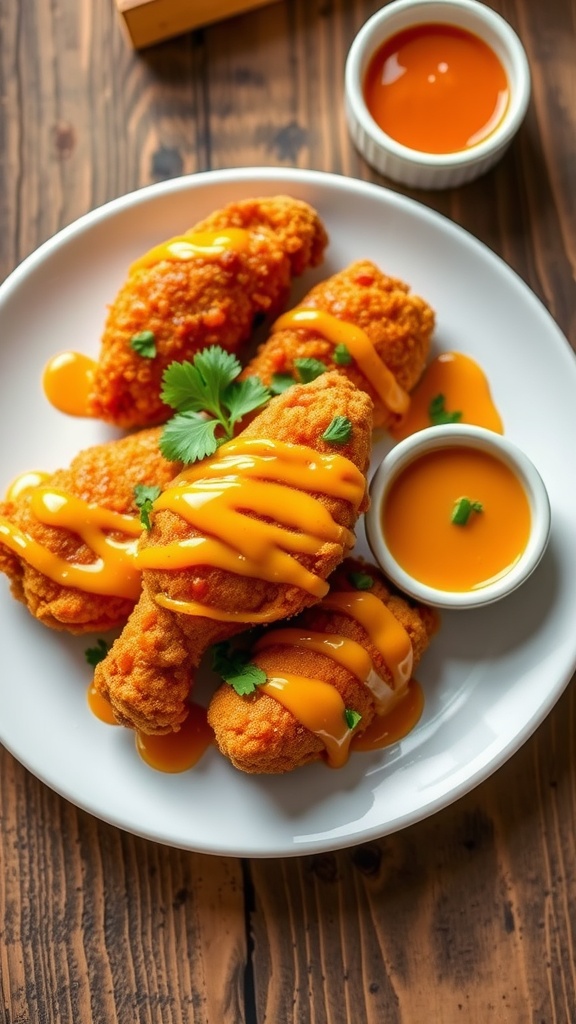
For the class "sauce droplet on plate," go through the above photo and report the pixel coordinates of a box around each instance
[392,351,503,440]
[135,704,214,773]
[43,351,97,417]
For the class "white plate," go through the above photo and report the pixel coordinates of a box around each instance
[1,168,576,858]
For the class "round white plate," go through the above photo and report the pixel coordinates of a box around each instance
[1,168,576,858]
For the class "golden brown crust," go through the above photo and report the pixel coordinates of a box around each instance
[94,374,373,734]
[243,260,435,429]
[88,196,328,428]
[207,557,436,774]
[0,428,179,634]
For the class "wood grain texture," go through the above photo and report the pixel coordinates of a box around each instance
[1,0,576,1021]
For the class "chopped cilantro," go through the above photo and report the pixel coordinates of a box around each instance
[321,415,352,445]
[428,394,462,426]
[293,357,327,383]
[344,708,362,731]
[270,372,297,395]
[133,483,162,531]
[270,358,327,395]
[349,571,374,590]
[130,330,157,358]
[159,347,271,464]
[212,641,267,696]
[84,638,110,667]
[451,496,484,526]
[333,343,352,365]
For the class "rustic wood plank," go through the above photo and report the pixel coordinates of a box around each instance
[1,0,576,1021]
[0,749,247,1023]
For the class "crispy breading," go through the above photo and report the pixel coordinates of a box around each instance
[207,558,436,774]
[0,429,179,633]
[88,196,328,428]
[94,374,373,734]
[243,260,435,428]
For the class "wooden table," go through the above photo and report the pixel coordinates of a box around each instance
[1,1,575,1020]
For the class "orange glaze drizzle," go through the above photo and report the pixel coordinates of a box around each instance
[351,679,424,751]
[321,592,413,691]
[252,587,417,766]
[392,351,503,440]
[260,674,353,768]
[129,228,251,275]
[272,308,410,416]
[137,439,366,618]
[42,351,98,418]
[0,489,143,599]
[135,704,214,772]
[5,470,51,501]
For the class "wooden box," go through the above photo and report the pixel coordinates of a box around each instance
[116,0,279,48]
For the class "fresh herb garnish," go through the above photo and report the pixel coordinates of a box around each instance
[134,483,162,531]
[293,357,327,383]
[212,641,267,696]
[269,357,327,395]
[159,347,271,464]
[428,394,462,426]
[333,343,352,365]
[85,638,110,667]
[349,571,374,590]
[270,372,297,395]
[130,330,157,358]
[321,415,352,445]
[451,496,484,526]
[344,708,362,730]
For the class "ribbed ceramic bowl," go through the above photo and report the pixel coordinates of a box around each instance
[365,424,551,609]
[344,0,531,189]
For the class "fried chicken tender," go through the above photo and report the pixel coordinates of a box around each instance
[243,260,435,428]
[0,429,179,633]
[88,196,328,428]
[94,373,373,734]
[207,558,437,774]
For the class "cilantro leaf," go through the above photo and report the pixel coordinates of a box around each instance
[344,708,362,730]
[130,330,157,358]
[429,393,462,426]
[349,571,374,590]
[133,483,162,531]
[85,638,110,667]
[159,413,220,464]
[333,343,352,365]
[223,375,271,424]
[321,416,352,445]
[293,357,327,383]
[212,642,267,696]
[159,348,272,464]
[161,348,241,416]
[270,372,296,395]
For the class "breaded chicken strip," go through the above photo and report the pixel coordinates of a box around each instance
[243,260,434,429]
[88,196,328,428]
[94,373,373,734]
[208,558,436,774]
[0,429,179,633]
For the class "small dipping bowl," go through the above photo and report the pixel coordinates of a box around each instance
[344,0,531,189]
[365,424,551,609]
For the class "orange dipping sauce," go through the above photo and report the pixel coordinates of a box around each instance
[363,23,509,154]
[382,445,531,592]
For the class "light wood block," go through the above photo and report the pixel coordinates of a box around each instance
[116,0,279,48]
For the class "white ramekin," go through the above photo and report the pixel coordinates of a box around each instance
[344,0,531,189]
[365,424,551,609]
